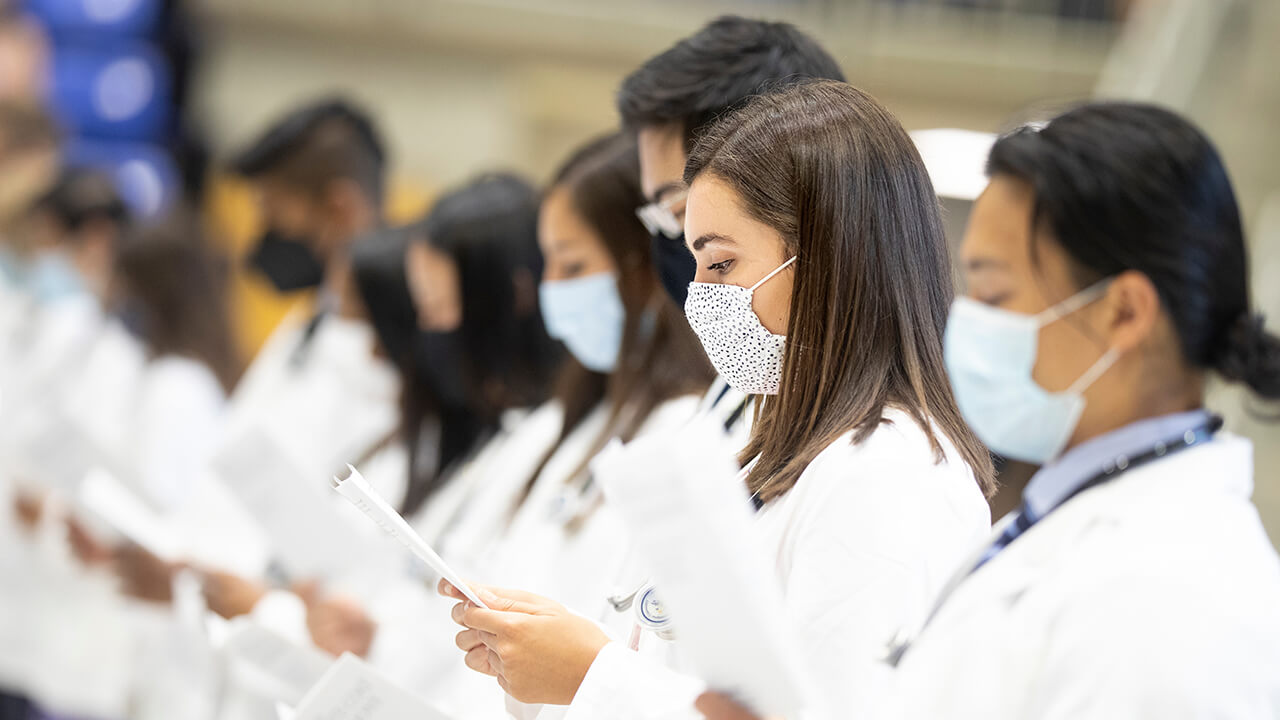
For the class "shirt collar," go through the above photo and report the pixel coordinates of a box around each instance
[1022,409,1212,519]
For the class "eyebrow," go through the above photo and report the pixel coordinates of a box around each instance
[964,257,1010,272]
[649,182,686,204]
[690,232,736,252]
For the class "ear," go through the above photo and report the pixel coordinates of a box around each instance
[1101,270,1161,354]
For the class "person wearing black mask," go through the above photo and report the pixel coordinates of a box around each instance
[616,16,844,439]
[232,98,384,297]
[618,16,844,309]
[178,100,401,630]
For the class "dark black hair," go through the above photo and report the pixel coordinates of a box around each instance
[617,15,844,152]
[988,101,1280,401]
[417,173,562,416]
[230,97,385,204]
[351,227,488,517]
[352,174,563,516]
[32,167,129,234]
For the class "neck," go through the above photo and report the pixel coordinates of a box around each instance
[1066,373,1204,453]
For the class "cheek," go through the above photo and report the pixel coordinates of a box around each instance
[1031,319,1093,393]
[751,274,792,336]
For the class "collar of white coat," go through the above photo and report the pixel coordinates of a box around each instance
[1022,409,1220,519]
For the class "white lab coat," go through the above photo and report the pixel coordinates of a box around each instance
[883,433,1280,720]
[128,355,227,509]
[173,307,401,577]
[366,394,702,720]
[165,308,398,720]
[565,408,992,720]
[359,402,566,716]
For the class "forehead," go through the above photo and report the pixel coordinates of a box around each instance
[636,124,687,199]
[538,186,596,248]
[961,175,1036,267]
[685,175,785,254]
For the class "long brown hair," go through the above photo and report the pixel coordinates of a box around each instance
[685,80,995,502]
[115,213,241,392]
[535,132,714,493]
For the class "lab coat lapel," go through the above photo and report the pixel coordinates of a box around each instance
[930,436,1253,633]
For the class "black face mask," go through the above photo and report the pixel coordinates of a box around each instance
[247,229,325,292]
[412,329,472,412]
[650,230,696,308]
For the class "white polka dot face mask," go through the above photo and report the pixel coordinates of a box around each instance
[684,256,796,395]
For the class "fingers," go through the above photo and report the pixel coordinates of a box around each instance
[694,692,761,720]
[463,645,497,676]
[438,578,466,600]
[455,628,484,653]
[472,584,557,610]
[437,579,556,614]
[451,602,518,634]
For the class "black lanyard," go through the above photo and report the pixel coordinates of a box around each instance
[885,413,1223,668]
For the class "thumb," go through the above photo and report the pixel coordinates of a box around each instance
[473,584,556,615]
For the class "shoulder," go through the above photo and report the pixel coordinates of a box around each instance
[143,356,226,408]
[805,408,979,497]
[781,408,990,539]
[640,393,703,432]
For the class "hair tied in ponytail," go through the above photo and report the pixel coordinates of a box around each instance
[1217,312,1280,401]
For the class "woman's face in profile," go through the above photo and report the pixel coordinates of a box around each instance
[684,175,793,335]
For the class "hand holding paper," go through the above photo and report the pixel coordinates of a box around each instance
[331,465,486,608]
[593,417,812,718]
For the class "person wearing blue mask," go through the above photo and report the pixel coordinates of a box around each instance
[484,131,715,604]
[703,102,1280,720]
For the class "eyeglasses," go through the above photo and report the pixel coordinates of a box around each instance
[635,189,688,239]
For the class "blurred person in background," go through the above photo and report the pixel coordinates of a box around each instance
[304,175,564,692]
[185,97,402,623]
[616,15,846,450]
[109,215,238,510]
[1,169,134,521]
[59,215,238,720]
[0,100,58,294]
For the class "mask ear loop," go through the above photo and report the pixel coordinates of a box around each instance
[1033,277,1113,326]
[1036,277,1122,395]
[750,256,798,292]
[1066,347,1121,395]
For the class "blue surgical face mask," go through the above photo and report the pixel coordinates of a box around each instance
[944,280,1118,464]
[29,250,86,302]
[539,272,625,373]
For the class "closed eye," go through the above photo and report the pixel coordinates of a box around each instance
[707,259,734,274]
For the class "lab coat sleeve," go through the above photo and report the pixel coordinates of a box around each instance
[249,589,311,647]
[1023,573,1280,720]
[563,642,704,720]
